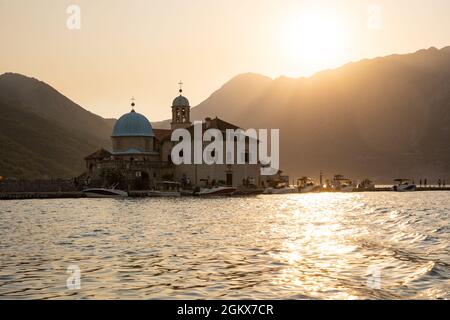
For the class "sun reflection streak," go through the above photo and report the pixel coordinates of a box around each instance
[1,193,447,299]
[269,193,365,299]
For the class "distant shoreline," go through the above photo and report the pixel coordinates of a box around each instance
[1,187,450,200]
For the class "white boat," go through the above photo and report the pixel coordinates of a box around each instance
[393,179,417,192]
[332,175,356,192]
[263,183,297,194]
[297,177,319,193]
[197,186,236,196]
[357,179,376,191]
[83,188,128,198]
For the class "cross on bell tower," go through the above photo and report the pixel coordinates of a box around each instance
[171,81,191,130]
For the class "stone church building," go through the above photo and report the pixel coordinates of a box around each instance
[84,87,262,190]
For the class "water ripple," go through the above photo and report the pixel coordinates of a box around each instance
[0,192,449,299]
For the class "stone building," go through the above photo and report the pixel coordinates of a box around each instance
[84,87,261,190]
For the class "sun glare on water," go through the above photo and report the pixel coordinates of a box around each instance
[279,11,349,77]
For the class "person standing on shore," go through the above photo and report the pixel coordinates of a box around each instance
[438,179,442,188]
[419,179,422,187]
[424,179,428,188]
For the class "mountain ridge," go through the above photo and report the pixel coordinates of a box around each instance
[0,72,114,178]
[1,45,449,181]
[155,46,450,181]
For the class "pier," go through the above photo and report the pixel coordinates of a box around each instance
[1,187,449,200]
[353,187,450,192]
[0,191,85,200]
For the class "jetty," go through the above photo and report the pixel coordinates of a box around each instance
[1,186,449,200]
[0,187,450,200]
[352,186,450,192]
[0,191,85,200]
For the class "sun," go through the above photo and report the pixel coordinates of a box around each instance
[279,11,349,77]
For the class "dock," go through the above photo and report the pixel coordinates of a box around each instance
[1,187,449,200]
[0,191,85,200]
[354,187,450,192]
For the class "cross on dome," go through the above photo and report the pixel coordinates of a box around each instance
[131,96,136,111]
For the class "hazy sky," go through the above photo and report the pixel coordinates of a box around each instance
[1,0,449,120]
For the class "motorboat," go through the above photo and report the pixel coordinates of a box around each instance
[180,189,196,196]
[331,175,356,192]
[263,183,297,194]
[297,177,320,193]
[231,188,265,196]
[357,179,376,191]
[83,188,128,198]
[196,186,237,196]
[393,179,417,192]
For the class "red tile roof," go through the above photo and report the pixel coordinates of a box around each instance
[84,148,112,160]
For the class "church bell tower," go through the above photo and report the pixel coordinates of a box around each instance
[171,81,191,130]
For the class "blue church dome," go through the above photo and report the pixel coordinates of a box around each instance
[172,95,190,107]
[112,110,154,137]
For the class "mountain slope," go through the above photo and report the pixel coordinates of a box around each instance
[153,73,273,128]
[156,47,450,182]
[0,73,114,178]
[2,46,449,181]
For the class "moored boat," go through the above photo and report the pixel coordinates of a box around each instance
[196,186,236,196]
[83,188,128,198]
[393,179,417,192]
[297,177,320,193]
[231,188,264,196]
[331,175,356,192]
[357,178,376,191]
[263,183,297,194]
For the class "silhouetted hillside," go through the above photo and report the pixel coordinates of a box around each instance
[156,47,450,182]
[2,46,449,182]
[0,73,113,178]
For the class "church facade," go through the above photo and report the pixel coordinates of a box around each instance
[84,88,262,190]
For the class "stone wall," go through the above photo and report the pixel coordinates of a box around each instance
[0,179,81,193]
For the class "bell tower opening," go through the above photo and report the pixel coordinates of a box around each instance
[171,81,192,130]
